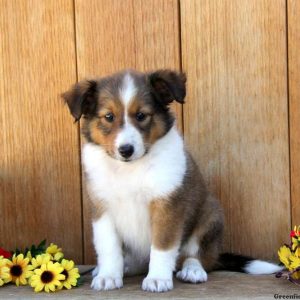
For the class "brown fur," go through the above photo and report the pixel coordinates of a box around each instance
[62,80,98,121]
[85,189,106,221]
[88,98,124,155]
[149,153,224,271]
[149,199,184,250]
[146,116,168,145]
[127,97,168,146]
[91,200,105,221]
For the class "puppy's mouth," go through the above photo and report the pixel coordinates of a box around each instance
[121,158,132,162]
[113,149,149,162]
[117,155,141,163]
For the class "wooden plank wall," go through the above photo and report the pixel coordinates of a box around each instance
[181,0,290,260]
[288,0,300,227]
[0,0,83,262]
[0,0,298,263]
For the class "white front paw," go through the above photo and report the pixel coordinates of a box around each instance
[92,266,99,277]
[142,277,173,292]
[176,265,208,283]
[91,274,123,291]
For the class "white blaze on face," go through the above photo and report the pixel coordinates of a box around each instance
[115,73,145,161]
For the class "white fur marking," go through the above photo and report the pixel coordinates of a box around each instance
[119,73,137,106]
[91,276,123,291]
[176,258,208,283]
[115,122,145,161]
[91,215,124,291]
[142,246,178,292]
[244,260,284,275]
[116,73,144,160]
[142,278,173,293]
[83,128,186,263]
[92,266,98,277]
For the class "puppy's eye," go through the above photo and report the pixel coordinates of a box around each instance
[104,113,115,122]
[136,112,146,122]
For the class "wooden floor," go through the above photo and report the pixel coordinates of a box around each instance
[0,266,298,299]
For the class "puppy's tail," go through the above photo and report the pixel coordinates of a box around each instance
[216,253,284,275]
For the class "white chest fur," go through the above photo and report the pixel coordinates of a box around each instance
[82,127,187,256]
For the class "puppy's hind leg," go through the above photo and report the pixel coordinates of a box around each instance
[176,257,208,283]
[177,216,223,284]
[176,235,208,283]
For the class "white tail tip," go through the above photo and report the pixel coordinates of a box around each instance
[244,260,284,275]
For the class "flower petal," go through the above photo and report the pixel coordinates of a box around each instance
[57,274,65,281]
[64,282,72,289]
[35,283,44,293]
[20,276,27,285]
[48,283,56,292]
[34,269,43,276]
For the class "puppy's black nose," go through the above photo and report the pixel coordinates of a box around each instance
[118,144,134,159]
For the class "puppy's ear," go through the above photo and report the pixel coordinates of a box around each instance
[62,80,98,122]
[148,69,186,106]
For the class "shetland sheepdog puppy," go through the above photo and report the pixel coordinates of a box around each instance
[63,69,282,292]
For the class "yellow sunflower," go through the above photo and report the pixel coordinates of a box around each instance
[292,272,300,280]
[30,261,65,293]
[278,245,293,270]
[289,256,300,280]
[291,238,300,257]
[0,256,10,286]
[46,243,64,261]
[58,259,80,289]
[30,254,51,269]
[293,225,300,235]
[6,254,32,286]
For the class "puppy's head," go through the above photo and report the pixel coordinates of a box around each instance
[62,69,186,162]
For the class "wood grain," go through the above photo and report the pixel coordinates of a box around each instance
[181,0,290,259]
[288,0,300,227]
[74,0,181,263]
[0,0,83,262]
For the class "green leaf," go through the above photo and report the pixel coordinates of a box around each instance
[38,239,46,249]
[75,276,83,287]
[11,239,47,257]
[14,248,21,255]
